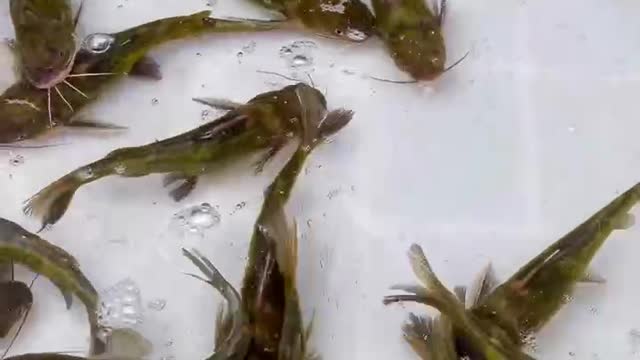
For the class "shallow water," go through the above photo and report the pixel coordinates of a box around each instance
[0,0,640,359]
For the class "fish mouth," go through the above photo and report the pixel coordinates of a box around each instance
[28,61,74,90]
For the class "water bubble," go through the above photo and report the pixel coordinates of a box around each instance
[568,125,576,133]
[291,55,311,67]
[147,298,167,311]
[9,154,24,166]
[98,278,144,329]
[151,98,159,105]
[279,41,317,69]
[242,41,256,54]
[171,203,221,234]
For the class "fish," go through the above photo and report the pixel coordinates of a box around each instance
[372,0,464,81]
[182,248,251,360]
[241,97,352,359]
[470,182,640,345]
[383,244,535,360]
[9,0,80,89]
[0,10,283,143]
[23,83,347,230]
[0,217,106,355]
[248,0,375,41]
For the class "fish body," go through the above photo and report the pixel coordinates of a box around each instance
[0,10,282,143]
[23,83,335,229]
[241,103,352,359]
[250,0,375,41]
[372,0,447,80]
[472,182,640,343]
[0,218,105,354]
[384,244,535,360]
[10,0,77,89]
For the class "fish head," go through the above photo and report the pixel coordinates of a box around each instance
[389,20,446,80]
[298,0,375,42]
[11,0,77,89]
[0,281,33,337]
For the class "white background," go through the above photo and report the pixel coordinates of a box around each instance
[1,0,640,359]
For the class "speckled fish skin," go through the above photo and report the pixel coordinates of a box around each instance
[372,0,447,80]
[22,84,329,230]
[242,100,353,360]
[470,182,640,345]
[0,10,282,143]
[10,0,77,89]
[0,218,106,355]
[250,0,375,41]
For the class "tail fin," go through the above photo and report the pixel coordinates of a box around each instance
[466,263,497,308]
[23,166,95,230]
[402,313,434,359]
[182,248,249,359]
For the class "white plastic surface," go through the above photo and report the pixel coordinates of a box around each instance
[1,0,640,359]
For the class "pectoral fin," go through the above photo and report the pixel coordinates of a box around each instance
[163,173,199,202]
[612,213,635,230]
[579,270,607,284]
[130,56,162,80]
[60,289,73,309]
[192,97,243,111]
[66,119,128,130]
[253,138,286,174]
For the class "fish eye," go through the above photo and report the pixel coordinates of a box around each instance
[334,29,344,36]
[82,33,114,54]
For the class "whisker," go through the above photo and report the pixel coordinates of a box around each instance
[66,72,119,78]
[54,86,74,112]
[63,80,89,99]
[256,70,300,83]
[369,75,417,84]
[443,51,470,73]
[47,88,53,127]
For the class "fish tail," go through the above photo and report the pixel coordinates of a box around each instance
[407,244,458,308]
[181,248,248,357]
[402,313,434,359]
[23,160,109,229]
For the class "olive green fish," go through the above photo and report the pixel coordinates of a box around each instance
[470,182,640,345]
[372,0,452,80]
[0,10,282,143]
[0,217,105,355]
[241,98,352,359]
[384,244,535,360]
[10,0,80,89]
[249,0,375,41]
[23,83,345,230]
